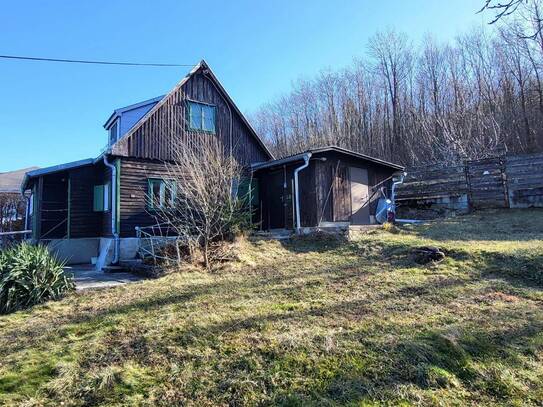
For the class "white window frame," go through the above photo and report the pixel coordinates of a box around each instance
[103,182,111,212]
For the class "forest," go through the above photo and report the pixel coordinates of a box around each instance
[251,1,543,165]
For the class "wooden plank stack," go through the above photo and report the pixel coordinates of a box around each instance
[396,152,543,214]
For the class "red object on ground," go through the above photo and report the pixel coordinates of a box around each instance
[387,210,395,223]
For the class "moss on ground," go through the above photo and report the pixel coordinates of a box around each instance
[0,209,542,406]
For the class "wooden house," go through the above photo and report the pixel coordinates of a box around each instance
[21,61,402,265]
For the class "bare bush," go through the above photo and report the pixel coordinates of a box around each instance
[148,140,252,270]
[0,193,26,233]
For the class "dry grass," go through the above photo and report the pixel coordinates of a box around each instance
[1,209,543,406]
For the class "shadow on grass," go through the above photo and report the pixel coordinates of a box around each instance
[477,250,543,287]
[403,208,543,243]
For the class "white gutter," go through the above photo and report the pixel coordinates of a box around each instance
[294,153,312,234]
[103,155,119,264]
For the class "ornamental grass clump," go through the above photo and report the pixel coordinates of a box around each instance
[0,243,74,314]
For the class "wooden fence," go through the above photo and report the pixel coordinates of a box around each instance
[396,152,543,215]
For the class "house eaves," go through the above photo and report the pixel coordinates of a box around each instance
[21,158,95,192]
[251,146,404,171]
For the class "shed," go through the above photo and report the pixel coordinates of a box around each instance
[251,146,404,231]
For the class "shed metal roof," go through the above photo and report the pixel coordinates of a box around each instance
[251,146,404,171]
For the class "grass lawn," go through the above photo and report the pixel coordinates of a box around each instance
[1,209,543,406]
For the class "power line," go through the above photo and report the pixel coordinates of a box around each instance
[0,54,195,67]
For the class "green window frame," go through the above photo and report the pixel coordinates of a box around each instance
[93,183,111,212]
[187,100,216,133]
[148,178,177,210]
[237,177,259,207]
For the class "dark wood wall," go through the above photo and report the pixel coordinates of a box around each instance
[113,66,271,167]
[40,173,68,239]
[396,152,543,213]
[118,157,168,237]
[313,152,395,225]
[29,163,114,240]
[256,151,397,229]
[70,165,104,238]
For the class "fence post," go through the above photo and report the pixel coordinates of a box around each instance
[499,154,510,208]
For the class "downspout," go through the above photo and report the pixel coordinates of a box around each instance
[390,172,406,205]
[103,155,119,264]
[294,153,312,234]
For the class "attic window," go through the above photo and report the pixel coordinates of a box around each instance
[188,101,216,133]
[109,121,119,145]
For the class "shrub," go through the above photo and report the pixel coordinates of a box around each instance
[0,243,74,314]
[382,222,400,234]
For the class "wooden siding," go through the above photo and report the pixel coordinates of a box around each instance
[69,165,104,238]
[396,152,543,213]
[40,173,68,239]
[118,157,169,237]
[28,162,112,240]
[113,66,270,166]
[255,151,398,229]
[313,152,395,225]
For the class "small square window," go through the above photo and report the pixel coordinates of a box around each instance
[188,101,216,133]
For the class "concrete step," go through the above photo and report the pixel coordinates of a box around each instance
[252,230,293,240]
[102,265,128,273]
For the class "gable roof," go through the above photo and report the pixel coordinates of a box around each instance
[103,95,164,130]
[251,146,404,171]
[110,60,274,160]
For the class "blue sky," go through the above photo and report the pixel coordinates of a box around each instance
[0,0,488,172]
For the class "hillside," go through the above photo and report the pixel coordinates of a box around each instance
[0,167,38,193]
[0,209,542,406]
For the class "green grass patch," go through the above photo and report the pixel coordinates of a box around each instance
[0,209,542,405]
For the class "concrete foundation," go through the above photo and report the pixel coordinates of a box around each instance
[46,238,100,265]
[45,237,145,267]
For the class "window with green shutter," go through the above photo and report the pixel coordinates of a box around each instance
[93,185,104,212]
[93,183,111,212]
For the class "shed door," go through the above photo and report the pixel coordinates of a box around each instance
[350,167,370,225]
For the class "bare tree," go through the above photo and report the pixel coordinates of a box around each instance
[250,24,543,165]
[0,193,26,233]
[148,139,252,270]
[480,0,543,39]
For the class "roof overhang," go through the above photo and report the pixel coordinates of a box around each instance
[21,158,95,192]
[251,146,404,172]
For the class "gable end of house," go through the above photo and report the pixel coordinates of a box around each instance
[111,60,273,165]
